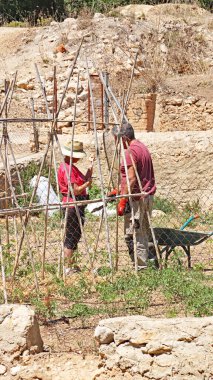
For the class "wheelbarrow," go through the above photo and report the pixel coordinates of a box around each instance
[150,216,213,268]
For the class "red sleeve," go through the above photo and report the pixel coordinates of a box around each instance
[125,148,136,167]
[70,166,78,184]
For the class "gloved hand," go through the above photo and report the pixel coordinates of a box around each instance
[107,188,118,198]
[117,198,128,216]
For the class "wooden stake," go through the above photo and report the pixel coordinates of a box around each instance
[86,58,113,272]
[0,148,39,292]
[0,237,7,304]
[12,134,52,280]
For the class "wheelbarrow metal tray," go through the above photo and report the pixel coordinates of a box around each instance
[153,228,213,247]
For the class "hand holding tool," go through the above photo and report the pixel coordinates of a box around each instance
[107,188,118,198]
[117,198,128,216]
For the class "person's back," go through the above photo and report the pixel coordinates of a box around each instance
[112,123,157,269]
[121,139,156,196]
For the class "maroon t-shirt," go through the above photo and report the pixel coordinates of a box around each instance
[120,140,156,196]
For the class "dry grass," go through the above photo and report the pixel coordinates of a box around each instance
[77,8,93,31]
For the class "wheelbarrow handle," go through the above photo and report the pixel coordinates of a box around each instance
[180,214,199,230]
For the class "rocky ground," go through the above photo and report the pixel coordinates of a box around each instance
[0,3,213,379]
[0,3,212,135]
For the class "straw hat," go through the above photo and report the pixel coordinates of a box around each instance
[61,141,86,158]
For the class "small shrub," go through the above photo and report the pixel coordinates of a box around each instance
[65,303,98,318]
[6,21,28,27]
[185,199,201,215]
[88,184,102,200]
[31,297,57,320]
[77,7,93,30]
[153,196,176,214]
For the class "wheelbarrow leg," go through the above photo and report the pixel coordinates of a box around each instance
[182,245,191,268]
[165,246,176,267]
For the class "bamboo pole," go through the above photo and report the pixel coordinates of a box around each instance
[0,80,13,117]
[0,148,39,292]
[40,66,58,279]
[86,59,113,272]
[62,72,79,279]
[0,237,7,304]
[119,138,138,272]
[52,147,63,277]
[51,67,63,277]
[3,81,10,250]
[42,132,53,279]
[56,37,84,119]
[30,98,39,153]
[7,71,18,111]
[107,87,162,269]
[100,53,140,271]
[35,64,51,118]
[115,142,121,271]
[0,118,119,126]
[0,192,145,216]
[12,134,52,280]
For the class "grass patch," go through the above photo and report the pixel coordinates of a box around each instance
[153,196,176,214]
[3,263,213,320]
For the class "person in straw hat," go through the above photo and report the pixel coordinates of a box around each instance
[58,140,94,275]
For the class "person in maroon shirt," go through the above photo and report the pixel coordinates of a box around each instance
[112,123,156,269]
[58,141,93,275]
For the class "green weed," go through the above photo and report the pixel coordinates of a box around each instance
[185,199,201,215]
[31,296,57,320]
[88,184,102,200]
[65,303,99,318]
[153,196,176,214]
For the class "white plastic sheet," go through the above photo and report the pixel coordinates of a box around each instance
[86,202,116,217]
[29,176,59,216]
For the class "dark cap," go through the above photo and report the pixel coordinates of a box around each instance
[112,123,135,140]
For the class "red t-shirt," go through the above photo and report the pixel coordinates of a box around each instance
[58,162,86,204]
[121,140,156,196]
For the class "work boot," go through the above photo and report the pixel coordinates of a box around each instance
[148,242,159,268]
[125,235,134,262]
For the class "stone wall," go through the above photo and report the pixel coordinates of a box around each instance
[94,315,213,380]
[127,93,157,132]
[126,93,213,132]
[155,94,213,132]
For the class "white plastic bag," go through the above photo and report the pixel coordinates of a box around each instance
[86,202,116,217]
[29,176,59,216]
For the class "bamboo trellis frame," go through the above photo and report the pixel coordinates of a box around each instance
[0,43,164,300]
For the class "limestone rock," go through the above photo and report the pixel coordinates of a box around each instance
[16,80,35,91]
[152,209,166,218]
[94,326,114,345]
[0,304,43,364]
[10,365,22,376]
[95,316,213,379]
[0,364,7,375]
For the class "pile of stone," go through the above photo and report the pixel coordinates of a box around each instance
[94,315,213,379]
[0,304,43,378]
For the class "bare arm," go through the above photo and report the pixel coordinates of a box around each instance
[73,179,92,196]
[122,165,136,195]
[85,167,93,180]
[85,156,94,180]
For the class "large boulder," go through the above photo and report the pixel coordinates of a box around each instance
[0,304,43,366]
[94,315,213,379]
